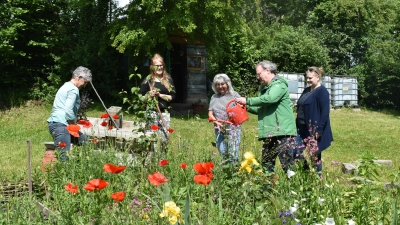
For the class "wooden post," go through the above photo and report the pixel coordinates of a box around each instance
[27,140,32,195]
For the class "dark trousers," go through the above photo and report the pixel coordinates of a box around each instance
[261,136,297,173]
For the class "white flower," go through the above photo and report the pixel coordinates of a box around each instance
[287,169,295,178]
[289,203,299,214]
[348,219,356,225]
[318,197,325,205]
[325,217,335,225]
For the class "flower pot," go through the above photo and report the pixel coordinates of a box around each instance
[192,103,205,114]
[42,142,56,172]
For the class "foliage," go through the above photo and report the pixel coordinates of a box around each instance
[259,24,331,73]
[0,0,58,107]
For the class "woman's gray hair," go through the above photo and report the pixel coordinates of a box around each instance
[211,73,234,95]
[72,66,92,82]
[256,60,277,74]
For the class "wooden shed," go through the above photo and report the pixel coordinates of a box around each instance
[168,43,208,104]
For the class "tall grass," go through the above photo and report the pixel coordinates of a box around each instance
[1,104,399,182]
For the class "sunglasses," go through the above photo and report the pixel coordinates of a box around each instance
[307,68,320,76]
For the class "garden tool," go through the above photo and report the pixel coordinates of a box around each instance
[89,82,119,130]
[148,84,171,143]
[226,99,249,125]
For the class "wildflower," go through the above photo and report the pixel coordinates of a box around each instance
[77,120,87,124]
[84,179,109,191]
[66,124,80,137]
[64,182,79,194]
[331,160,341,165]
[111,192,126,202]
[58,142,67,149]
[289,206,297,214]
[239,152,259,173]
[289,203,299,214]
[193,175,211,185]
[179,163,187,169]
[159,201,183,225]
[100,113,109,119]
[167,128,174,133]
[83,121,92,128]
[158,159,169,166]
[287,169,296,178]
[318,197,325,205]
[193,162,214,185]
[112,114,119,119]
[100,121,107,126]
[103,163,126,174]
[150,125,159,131]
[325,217,335,225]
[91,138,99,144]
[148,172,168,186]
[193,162,214,178]
[348,219,356,225]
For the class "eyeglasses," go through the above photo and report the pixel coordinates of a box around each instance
[307,68,320,76]
[256,69,267,77]
[154,64,163,67]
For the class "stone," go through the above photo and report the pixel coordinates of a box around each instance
[384,182,399,190]
[342,163,358,175]
[373,160,392,167]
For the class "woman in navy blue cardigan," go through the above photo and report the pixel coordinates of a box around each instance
[296,67,333,173]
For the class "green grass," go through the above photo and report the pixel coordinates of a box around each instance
[0,104,399,182]
[1,103,400,224]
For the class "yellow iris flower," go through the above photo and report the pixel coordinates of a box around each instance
[239,152,259,173]
[159,201,183,224]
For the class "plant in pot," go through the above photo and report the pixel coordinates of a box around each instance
[192,99,205,114]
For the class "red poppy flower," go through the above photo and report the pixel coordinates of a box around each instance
[103,163,126,174]
[180,163,188,169]
[91,138,99,144]
[193,162,214,178]
[100,113,109,119]
[77,120,87,125]
[66,124,80,137]
[158,159,169,166]
[194,175,211,185]
[64,182,79,194]
[150,125,159,131]
[111,191,125,202]
[112,114,119,119]
[108,125,113,130]
[84,179,109,191]
[167,128,174,133]
[83,121,92,128]
[100,121,108,126]
[58,142,67,149]
[147,172,168,186]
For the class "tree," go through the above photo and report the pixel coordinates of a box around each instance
[0,0,58,107]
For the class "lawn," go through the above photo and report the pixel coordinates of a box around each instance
[0,103,399,224]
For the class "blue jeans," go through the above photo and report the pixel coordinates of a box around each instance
[214,125,241,162]
[296,126,322,172]
[48,122,87,161]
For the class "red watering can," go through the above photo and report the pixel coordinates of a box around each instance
[226,99,249,125]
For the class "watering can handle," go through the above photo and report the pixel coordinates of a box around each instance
[226,99,246,112]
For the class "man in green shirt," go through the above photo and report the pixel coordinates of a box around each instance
[236,60,297,173]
